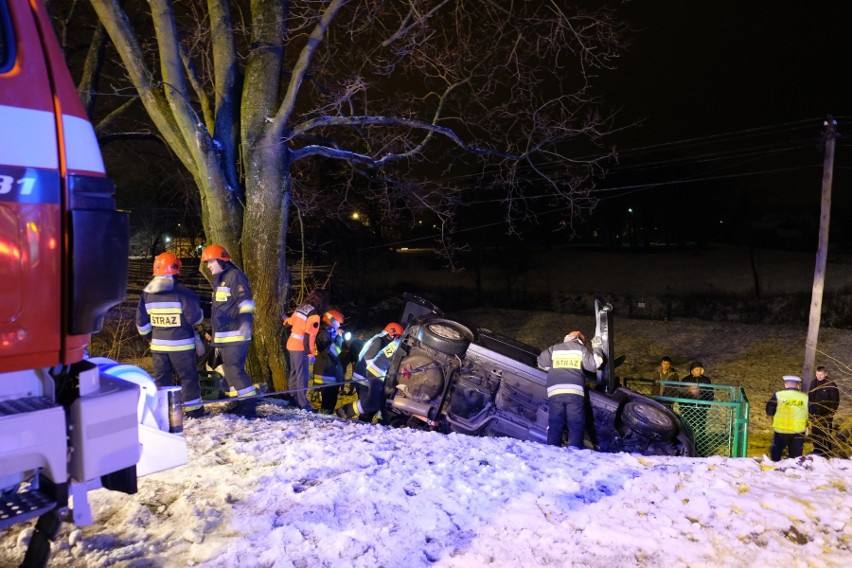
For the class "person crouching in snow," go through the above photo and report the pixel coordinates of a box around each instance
[337,322,404,422]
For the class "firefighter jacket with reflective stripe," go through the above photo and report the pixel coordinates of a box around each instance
[210,264,255,345]
[537,337,601,398]
[365,338,400,380]
[313,324,345,384]
[766,389,809,434]
[136,276,203,352]
[352,331,394,381]
[285,303,321,356]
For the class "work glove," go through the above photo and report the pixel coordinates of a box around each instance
[590,336,603,350]
[194,333,206,357]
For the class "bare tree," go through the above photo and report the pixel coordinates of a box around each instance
[87,0,629,390]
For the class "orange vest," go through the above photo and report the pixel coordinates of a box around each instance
[285,304,321,356]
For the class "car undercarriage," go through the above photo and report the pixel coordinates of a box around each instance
[379,294,695,457]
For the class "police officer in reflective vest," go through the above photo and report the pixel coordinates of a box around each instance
[766,375,809,461]
[201,244,258,417]
[136,252,206,417]
[537,331,604,448]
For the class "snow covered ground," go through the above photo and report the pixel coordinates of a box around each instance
[2,401,852,568]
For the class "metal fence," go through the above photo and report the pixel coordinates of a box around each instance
[624,378,750,457]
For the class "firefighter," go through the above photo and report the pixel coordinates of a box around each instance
[201,244,258,418]
[313,310,346,414]
[337,322,404,422]
[766,375,809,461]
[284,289,329,412]
[136,252,207,418]
[537,331,604,449]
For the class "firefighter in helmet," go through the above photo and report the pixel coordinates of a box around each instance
[337,322,404,422]
[136,252,207,418]
[201,244,258,417]
[537,330,604,448]
[283,289,329,412]
[313,309,346,414]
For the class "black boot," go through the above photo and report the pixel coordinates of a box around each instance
[336,403,357,419]
[225,397,259,419]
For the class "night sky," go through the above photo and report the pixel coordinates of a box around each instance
[607,2,850,143]
[589,2,851,248]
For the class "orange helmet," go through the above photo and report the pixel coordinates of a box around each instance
[384,322,403,338]
[322,309,345,327]
[153,252,181,276]
[566,330,586,343]
[201,244,231,262]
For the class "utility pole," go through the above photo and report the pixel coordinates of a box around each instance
[802,117,837,392]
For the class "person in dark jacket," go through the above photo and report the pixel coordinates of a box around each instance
[681,361,714,454]
[136,252,206,418]
[767,375,809,461]
[808,366,840,456]
[652,356,679,396]
[537,331,604,449]
[201,244,258,417]
[313,310,346,414]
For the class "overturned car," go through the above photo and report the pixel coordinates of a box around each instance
[380,294,695,456]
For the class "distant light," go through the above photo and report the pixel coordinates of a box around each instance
[400,247,409,251]
[344,331,351,342]
[627,208,633,214]
[165,236,172,243]
[352,212,360,220]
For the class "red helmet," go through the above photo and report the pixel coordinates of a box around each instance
[384,322,403,338]
[201,244,231,262]
[566,330,586,343]
[153,252,181,276]
[322,309,345,327]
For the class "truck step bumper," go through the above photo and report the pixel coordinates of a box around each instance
[0,484,57,530]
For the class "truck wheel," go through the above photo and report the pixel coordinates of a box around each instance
[418,319,472,356]
[622,401,677,442]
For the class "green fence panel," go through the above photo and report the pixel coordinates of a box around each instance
[624,378,750,457]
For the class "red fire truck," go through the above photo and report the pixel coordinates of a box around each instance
[1,1,185,565]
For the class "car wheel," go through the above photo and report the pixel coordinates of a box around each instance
[418,319,472,356]
[621,401,677,442]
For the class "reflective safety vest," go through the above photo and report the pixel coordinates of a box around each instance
[285,304,321,356]
[772,389,809,434]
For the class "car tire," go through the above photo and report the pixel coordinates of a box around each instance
[418,319,472,356]
[621,401,677,442]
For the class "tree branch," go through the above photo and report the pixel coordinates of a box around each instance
[290,115,520,164]
[89,0,196,171]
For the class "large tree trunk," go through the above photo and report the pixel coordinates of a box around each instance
[241,138,290,391]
